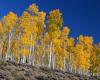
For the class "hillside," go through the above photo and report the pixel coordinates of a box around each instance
[0,61,99,80]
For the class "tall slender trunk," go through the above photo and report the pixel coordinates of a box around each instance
[29,34,33,65]
[53,55,55,69]
[48,41,52,68]
[42,47,45,66]
[23,55,26,64]
[0,43,3,60]
[68,52,70,72]
[23,46,26,64]
[31,44,34,66]
[52,45,56,69]
[63,41,66,71]
[70,65,72,73]
[18,55,23,64]
[68,51,72,72]
[17,56,20,64]
[63,57,66,71]
[74,65,77,73]
[6,32,11,61]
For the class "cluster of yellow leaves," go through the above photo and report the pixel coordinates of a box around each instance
[20,34,32,45]
[3,12,18,32]
[48,9,62,24]
[61,27,70,38]
[28,4,39,14]
[39,12,46,21]
[0,22,3,32]
[67,37,74,47]
[73,35,93,70]
[78,35,93,46]
[53,38,62,56]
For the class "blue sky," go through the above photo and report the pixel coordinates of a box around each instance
[0,0,100,43]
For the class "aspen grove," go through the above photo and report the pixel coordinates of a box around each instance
[0,4,100,77]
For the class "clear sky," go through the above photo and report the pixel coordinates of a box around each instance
[0,0,100,43]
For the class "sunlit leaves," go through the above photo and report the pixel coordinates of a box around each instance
[27,4,39,15]
[2,12,18,32]
[47,9,63,29]
[61,27,70,38]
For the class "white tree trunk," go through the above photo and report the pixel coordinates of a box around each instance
[28,55,31,64]
[74,65,76,73]
[0,43,3,60]
[53,54,55,69]
[63,57,66,71]
[63,41,66,71]
[52,44,55,69]
[18,56,20,64]
[48,41,52,68]
[6,32,11,61]
[29,34,33,65]
[23,55,26,64]
[68,52,70,72]
[31,44,34,66]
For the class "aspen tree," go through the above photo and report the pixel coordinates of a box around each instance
[47,9,63,68]
[2,12,18,61]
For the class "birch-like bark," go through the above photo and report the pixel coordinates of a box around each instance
[48,41,52,68]
[18,56,20,64]
[74,65,76,73]
[6,32,11,61]
[18,55,22,64]
[42,48,45,66]
[52,44,54,69]
[63,41,66,71]
[0,43,3,60]
[29,34,33,65]
[22,46,25,64]
[53,55,55,69]
[68,52,70,72]
[63,57,66,71]
[31,44,34,66]
[23,55,26,64]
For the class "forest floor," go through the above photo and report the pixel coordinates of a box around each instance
[0,61,99,80]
